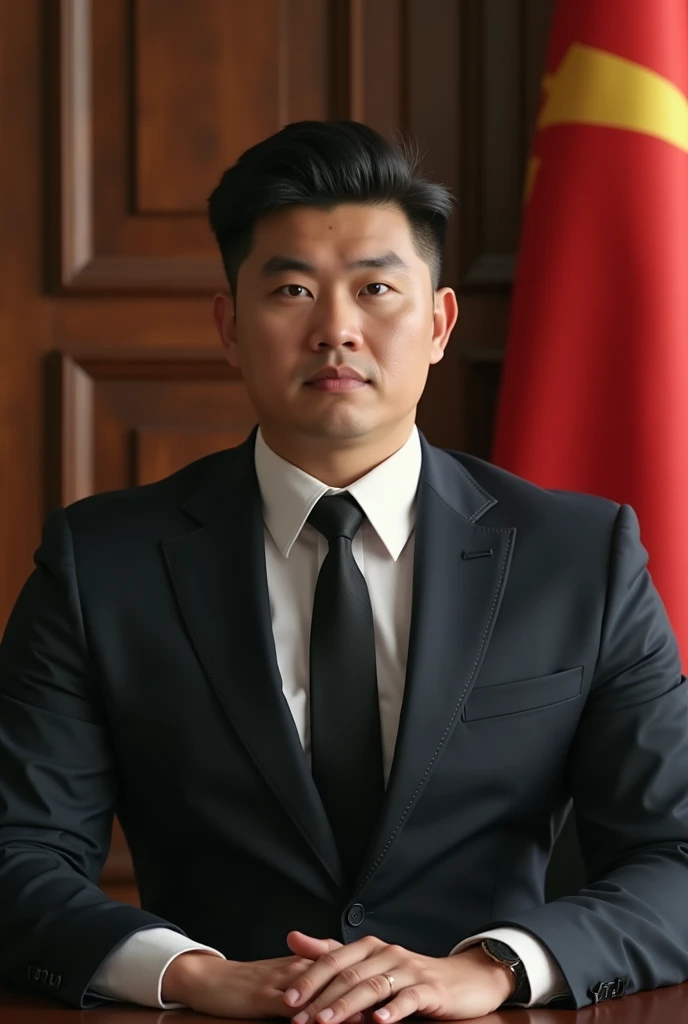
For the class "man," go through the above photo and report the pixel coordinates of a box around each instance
[1,120,687,1020]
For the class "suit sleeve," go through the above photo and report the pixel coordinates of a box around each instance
[485,502,688,1008]
[0,507,186,1008]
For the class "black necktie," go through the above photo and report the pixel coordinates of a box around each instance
[308,493,385,883]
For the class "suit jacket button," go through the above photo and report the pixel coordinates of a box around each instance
[347,904,365,926]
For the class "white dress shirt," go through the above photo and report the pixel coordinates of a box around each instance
[89,425,566,1009]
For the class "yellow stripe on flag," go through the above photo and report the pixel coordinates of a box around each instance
[525,42,688,203]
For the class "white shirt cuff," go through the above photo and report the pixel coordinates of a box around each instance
[450,926,568,1006]
[88,926,226,1008]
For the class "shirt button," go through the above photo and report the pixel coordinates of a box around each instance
[347,904,365,926]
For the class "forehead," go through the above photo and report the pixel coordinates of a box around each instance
[248,203,419,261]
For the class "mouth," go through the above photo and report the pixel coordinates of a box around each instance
[305,367,370,392]
[305,378,370,392]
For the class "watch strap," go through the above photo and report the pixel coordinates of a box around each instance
[480,939,531,1005]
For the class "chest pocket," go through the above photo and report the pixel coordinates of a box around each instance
[461,666,584,722]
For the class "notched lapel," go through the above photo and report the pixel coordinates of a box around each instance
[355,441,516,892]
[161,436,344,890]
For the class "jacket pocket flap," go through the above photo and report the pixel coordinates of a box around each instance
[462,666,584,722]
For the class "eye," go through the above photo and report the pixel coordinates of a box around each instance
[276,284,312,298]
[361,283,391,296]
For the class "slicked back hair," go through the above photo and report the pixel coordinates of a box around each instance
[207,120,455,297]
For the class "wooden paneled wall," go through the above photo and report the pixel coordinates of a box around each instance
[0,0,555,904]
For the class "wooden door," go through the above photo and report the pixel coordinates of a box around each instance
[0,0,555,905]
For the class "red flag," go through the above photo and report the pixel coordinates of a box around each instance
[491,0,688,669]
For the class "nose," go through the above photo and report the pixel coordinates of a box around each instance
[306,293,364,353]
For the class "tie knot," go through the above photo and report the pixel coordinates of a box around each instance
[307,492,365,543]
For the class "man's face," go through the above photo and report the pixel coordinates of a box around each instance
[214,202,457,448]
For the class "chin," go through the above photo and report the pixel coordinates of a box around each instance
[301,415,375,441]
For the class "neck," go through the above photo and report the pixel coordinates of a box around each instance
[259,417,416,488]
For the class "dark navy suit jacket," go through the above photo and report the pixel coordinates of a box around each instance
[1,428,687,1008]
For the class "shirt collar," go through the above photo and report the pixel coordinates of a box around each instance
[254,425,421,561]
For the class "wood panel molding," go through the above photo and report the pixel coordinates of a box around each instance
[47,350,247,507]
[49,351,96,506]
[56,0,92,289]
[52,0,226,293]
[458,0,553,290]
[330,0,366,120]
[49,0,340,294]
[48,0,426,294]
[457,345,503,460]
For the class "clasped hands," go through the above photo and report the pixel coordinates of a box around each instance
[163,930,516,1021]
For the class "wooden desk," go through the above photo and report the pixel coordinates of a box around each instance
[2,983,688,1023]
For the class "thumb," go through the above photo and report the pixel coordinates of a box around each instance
[287,931,343,959]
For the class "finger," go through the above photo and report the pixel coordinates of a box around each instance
[275,954,316,968]
[285,935,384,1011]
[285,934,343,1001]
[373,985,428,1024]
[280,958,316,983]
[307,971,409,1024]
[269,957,312,996]
[287,931,343,961]
[294,957,400,1024]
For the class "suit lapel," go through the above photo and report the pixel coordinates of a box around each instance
[162,431,344,889]
[354,437,516,891]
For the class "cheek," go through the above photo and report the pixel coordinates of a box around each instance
[374,312,433,379]
[236,316,295,381]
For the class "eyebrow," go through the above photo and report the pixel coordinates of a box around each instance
[259,251,411,276]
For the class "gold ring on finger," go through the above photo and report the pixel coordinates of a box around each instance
[382,974,395,997]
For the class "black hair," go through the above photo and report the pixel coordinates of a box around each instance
[207,120,454,296]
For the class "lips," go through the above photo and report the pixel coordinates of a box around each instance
[305,365,370,392]
[308,377,368,392]
[306,366,367,383]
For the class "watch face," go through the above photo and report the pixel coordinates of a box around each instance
[486,940,520,966]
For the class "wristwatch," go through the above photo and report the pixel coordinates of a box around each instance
[480,939,531,1005]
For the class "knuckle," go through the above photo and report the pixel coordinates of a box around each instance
[333,997,351,1015]
[321,952,341,970]
[367,975,387,998]
[387,944,406,959]
[298,977,314,996]
[404,986,422,1004]
[340,967,362,987]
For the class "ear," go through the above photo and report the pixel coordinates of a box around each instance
[429,287,458,365]
[212,291,240,370]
